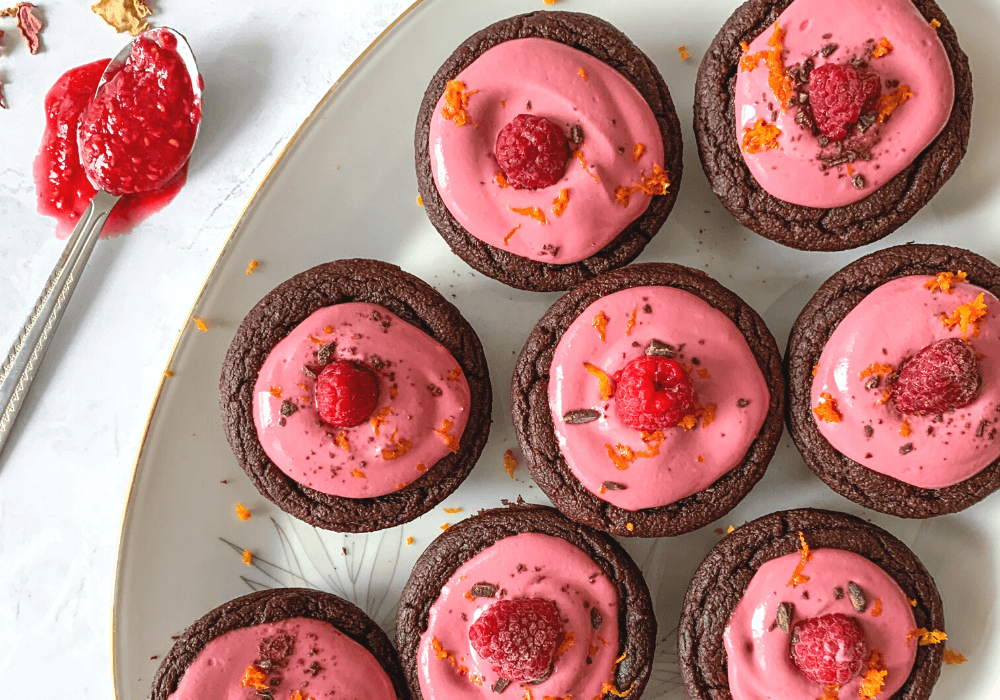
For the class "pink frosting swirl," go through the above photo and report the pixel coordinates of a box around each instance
[548,286,770,510]
[724,548,917,700]
[253,302,471,498]
[428,38,665,264]
[734,0,954,208]
[812,276,1000,489]
[418,532,620,700]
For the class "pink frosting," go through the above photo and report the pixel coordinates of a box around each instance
[418,532,620,700]
[167,617,396,700]
[253,302,471,498]
[724,548,918,700]
[548,286,770,510]
[812,276,1000,489]
[734,0,954,208]
[428,38,665,264]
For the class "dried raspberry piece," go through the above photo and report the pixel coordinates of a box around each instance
[808,63,881,140]
[892,338,981,416]
[468,598,563,682]
[495,114,569,190]
[614,356,696,430]
[791,613,868,685]
[315,360,380,427]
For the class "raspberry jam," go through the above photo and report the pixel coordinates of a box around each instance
[78,30,200,195]
[33,58,189,238]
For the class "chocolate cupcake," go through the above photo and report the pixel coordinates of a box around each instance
[151,588,409,700]
[416,11,683,291]
[786,244,1000,517]
[396,503,655,700]
[220,259,492,532]
[511,263,785,537]
[678,508,946,700]
[694,0,971,250]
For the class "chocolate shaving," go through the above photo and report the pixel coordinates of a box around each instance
[280,401,298,417]
[864,425,874,438]
[818,135,830,147]
[525,100,532,110]
[427,383,443,397]
[737,398,749,408]
[563,409,599,424]
[590,607,603,629]
[774,602,793,633]
[278,417,286,427]
[864,375,880,390]
[492,678,510,694]
[471,582,498,598]
[602,481,626,491]
[857,111,878,134]
[642,304,652,314]
[302,365,317,379]
[820,43,839,57]
[317,343,335,365]
[977,419,989,438]
[852,174,866,190]
[570,124,584,145]
[834,586,844,600]
[645,339,675,358]
[848,581,867,612]
[306,661,322,676]
[900,443,914,454]
[528,665,554,685]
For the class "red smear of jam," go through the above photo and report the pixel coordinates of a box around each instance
[34,57,190,238]
[78,31,200,195]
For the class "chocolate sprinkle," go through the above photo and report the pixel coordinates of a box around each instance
[900,443,914,454]
[775,602,793,633]
[852,174,866,190]
[591,607,603,629]
[645,339,675,358]
[317,343,335,366]
[570,124,584,145]
[471,582,498,598]
[492,678,510,694]
[834,586,844,600]
[820,43,839,57]
[602,481,626,491]
[864,425,874,438]
[737,398,749,408]
[642,304,652,314]
[302,365,317,379]
[848,581,867,612]
[865,375,881,390]
[977,419,989,438]
[280,401,298,417]
[563,409,600,424]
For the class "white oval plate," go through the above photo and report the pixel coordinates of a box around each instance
[112,0,1000,698]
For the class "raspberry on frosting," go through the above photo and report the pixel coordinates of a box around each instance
[468,598,563,682]
[891,337,981,416]
[614,355,696,431]
[495,114,569,190]
[807,63,882,141]
[314,360,380,427]
[791,613,868,685]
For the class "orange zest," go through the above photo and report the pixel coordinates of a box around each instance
[245,259,259,275]
[632,143,646,162]
[858,649,888,700]
[504,449,518,478]
[943,649,968,665]
[503,224,521,245]
[871,37,894,59]
[381,429,413,460]
[371,405,392,436]
[859,363,895,381]
[605,443,632,471]
[435,418,461,453]
[615,165,671,207]
[572,149,601,184]
[697,368,711,379]
[924,270,967,294]
[193,317,209,332]
[941,293,988,340]
[555,631,575,656]
[333,432,349,450]
[601,681,635,698]
[551,188,570,216]
[636,430,664,458]
[495,171,509,188]
[240,665,269,690]
[406,536,414,546]
[625,307,638,336]
[509,205,548,225]
[930,18,941,29]
[679,415,698,430]
[907,628,947,646]
[739,23,794,108]
[416,196,423,206]
[871,598,883,617]
[242,549,253,567]
[351,468,366,479]
[577,67,588,81]
[678,45,690,61]
[288,691,313,700]
[813,392,842,423]
[742,119,782,153]
[876,84,913,123]
[584,362,615,400]
[448,366,463,382]
[900,420,911,438]
[701,403,718,428]
[441,80,477,126]
[236,503,252,521]
[593,311,610,342]
[819,685,840,700]
[615,185,635,208]
[787,530,813,587]
[269,386,282,398]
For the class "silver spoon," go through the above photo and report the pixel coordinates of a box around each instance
[0,27,202,457]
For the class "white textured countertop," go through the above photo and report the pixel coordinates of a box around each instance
[0,1,409,694]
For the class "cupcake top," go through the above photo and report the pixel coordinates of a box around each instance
[724,547,917,700]
[735,0,954,208]
[428,37,667,265]
[811,273,1000,489]
[548,285,770,510]
[253,302,471,499]
[168,617,396,700]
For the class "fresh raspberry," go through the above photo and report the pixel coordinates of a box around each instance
[468,598,563,681]
[614,356,696,430]
[892,337,981,416]
[495,114,569,190]
[314,360,380,427]
[808,63,881,140]
[791,613,868,685]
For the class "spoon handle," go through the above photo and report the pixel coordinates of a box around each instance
[0,189,120,458]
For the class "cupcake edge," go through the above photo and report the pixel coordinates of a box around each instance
[511,262,786,537]
[395,503,656,700]
[219,259,493,532]
[693,0,972,251]
[786,243,1000,517]
[150,588,410,700]
[415,10,683,292]
[677,508,945,700]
